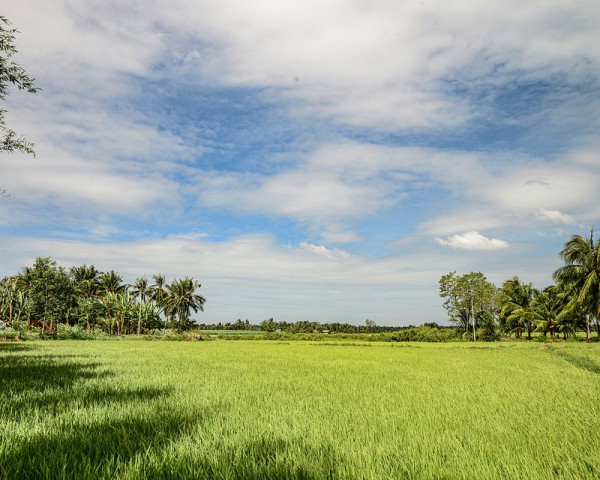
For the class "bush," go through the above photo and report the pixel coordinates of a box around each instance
[0,328,21,341]
[55,324,98,340]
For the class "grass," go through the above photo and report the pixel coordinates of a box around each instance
[1,340,599,479]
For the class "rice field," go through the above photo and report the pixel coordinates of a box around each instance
[1,340,599,479]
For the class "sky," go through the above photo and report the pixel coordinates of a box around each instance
[1,0,599,326]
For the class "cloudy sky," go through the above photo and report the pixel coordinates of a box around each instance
[2,0,599,325]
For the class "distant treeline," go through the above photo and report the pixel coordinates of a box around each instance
[196,318,450,334]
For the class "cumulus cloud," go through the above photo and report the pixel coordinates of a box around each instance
[1,0,599,326]
[435,231,509,251]
[0,234,470,324]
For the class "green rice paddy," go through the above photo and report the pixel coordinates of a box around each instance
[1,340,599,479]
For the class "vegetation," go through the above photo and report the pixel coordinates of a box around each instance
[1,229,599,342]
[0,340,598,479]
[0,257,204,336]
[438,229,600,341]
[439,271,499,340]
[1,16,38,156]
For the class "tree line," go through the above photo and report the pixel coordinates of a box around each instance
[440,230,600,341]
[196,318,424,334]
[0,257,205,336]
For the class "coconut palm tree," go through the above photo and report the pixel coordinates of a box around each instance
[70,265,100,330]
[131,277,150,336]
[531,286,564,339]
[149,274,168,308]
[553,229,600,340]
[165,277,206,331]
[500,276,538,339]
[98,270,126,295]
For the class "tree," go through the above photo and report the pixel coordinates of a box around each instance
[1,16,38,155]
[20,257,74,331]
[531,286,564,339]
[499,276,538,339]
[165,277,206,331]
[149,274,169,316]
[132,299,162,335]
[0,276,20,326]
[98,270,126,295]
[70,264,100,330]
[439,271,499,341]
[553,229,600,340]
[131,277,149,336]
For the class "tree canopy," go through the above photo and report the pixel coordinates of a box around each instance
[0,16,38,155]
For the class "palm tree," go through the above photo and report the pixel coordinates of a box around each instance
[149,274,167,305]
[131,277,149,336]
[165,277,206,331]
[70,265,100,330]
[531,286,563,339]
[149,274,169,323]
[98,271,126,295]
[500,276,538,339]
[553,229,600,340]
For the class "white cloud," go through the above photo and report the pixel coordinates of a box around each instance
[9,0,600,136]
[297,242,350,261]
[435,231,509,251]
[1,0,598,327]
[0,234,493,324]
[535,209,576,225]
[166,232,210,240]
[165,0,600,130]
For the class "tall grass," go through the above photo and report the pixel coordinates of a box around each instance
[1,341,599,479]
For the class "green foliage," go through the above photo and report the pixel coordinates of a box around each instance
[554,229,600,340]
[439,271,500,339]
[499,276,538,339]
[21,257,74,328]
[0,258,209,336]
[215,327,461,343]
[0,16,38,155]
[164,277,206,331]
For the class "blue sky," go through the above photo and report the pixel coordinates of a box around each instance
[1,0,599,325]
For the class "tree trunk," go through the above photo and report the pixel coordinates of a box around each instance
[596,317,600,337]
[471,298,476,342]
[585,316,592,341]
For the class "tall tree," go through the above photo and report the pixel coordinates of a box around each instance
[553,229,600,340]
[165,277,206,331]
[70,265,100,330]
[531,286,564,339]
[1,16,38,155]
[98,271,126,295]
[149,274,169,319]
[440,272,499,341]
[0,276,19,326]
[131,277,149,336]
[20,257,74,331]
[499,276,538,339]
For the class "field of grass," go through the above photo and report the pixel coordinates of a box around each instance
[1,340,599,479]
